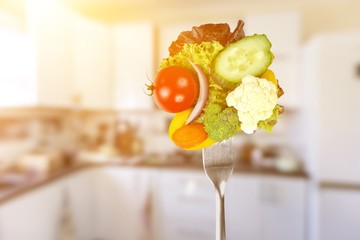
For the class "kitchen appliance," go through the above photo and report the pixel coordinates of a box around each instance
[298,31,360,240]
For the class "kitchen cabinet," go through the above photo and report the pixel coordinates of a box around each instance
[30,4,113,109]
[259,176,306,240]
[0,166,307,240]
[0,170,95,240]
[72,16,113,109]
[2,1,113,109]
[319,188,360,240]
[244,11,301,109]
[154,169,307,240]
[25,0,74,107]
[3,3,155,109]
[228,175,306,240]
[153,169,215,240]
[62,169,96,240]
[227,175,262,240]
[0,0,73,107]
[93,167,153,240]
[0,29,36,107]
[113,22,155,110]
[0,181,64,240]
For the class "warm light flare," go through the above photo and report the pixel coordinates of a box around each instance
[60,0,148,22]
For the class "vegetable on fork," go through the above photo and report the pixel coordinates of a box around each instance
[147,19,286,240]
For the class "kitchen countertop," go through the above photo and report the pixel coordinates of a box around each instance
[136,162,309,178]
[0,157,309,205]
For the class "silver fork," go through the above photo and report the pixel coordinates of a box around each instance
[202,137,235,240]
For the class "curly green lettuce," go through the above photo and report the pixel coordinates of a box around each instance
[159,41,224,74]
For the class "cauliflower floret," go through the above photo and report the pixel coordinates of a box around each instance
[226,75,278,134]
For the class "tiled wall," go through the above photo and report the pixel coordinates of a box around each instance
[0,109,116,166]
[0,107,302,169]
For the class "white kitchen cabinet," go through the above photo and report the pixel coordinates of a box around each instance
[62,169,96,240]
[2,1,113,109]
[0,0,73,107]
[72,16,113,109]
[0,181,64,240]
[244,11,301,109]
[0,170,97,240]
[0,29,36,107]
[319,188,360,240]
[223,174,307,240]
[259,176,306,240]
[153,169,216,240]
[113,22,155,110]
[25,0,74,107]
[227,174,262,240]
[93,167,153,240]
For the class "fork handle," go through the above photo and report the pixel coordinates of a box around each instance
[216,191,226,240]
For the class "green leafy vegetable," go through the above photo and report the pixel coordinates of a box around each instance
[159,41,283,142]
[202,101,240,142]
[195,82,240,142]
[160,41,224,74]
[257,104,284,133]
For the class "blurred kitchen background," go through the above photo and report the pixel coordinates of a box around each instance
[0,0,360,239]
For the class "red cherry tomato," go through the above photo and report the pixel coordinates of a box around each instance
[152,66,199,113]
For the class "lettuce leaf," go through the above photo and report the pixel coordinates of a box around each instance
[159,41,223,75]
[257,104,284,133]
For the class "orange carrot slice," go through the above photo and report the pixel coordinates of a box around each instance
[172,123,208,149]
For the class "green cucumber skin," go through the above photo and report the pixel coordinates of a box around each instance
[213,34,273,89]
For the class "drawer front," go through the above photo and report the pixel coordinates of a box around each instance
[160,215,215,240]
[159,170,214,196]
[158,170,215,219]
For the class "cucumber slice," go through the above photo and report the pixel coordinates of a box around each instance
[212,34,273,89]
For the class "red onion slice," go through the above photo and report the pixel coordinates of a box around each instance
[186,59,209,125]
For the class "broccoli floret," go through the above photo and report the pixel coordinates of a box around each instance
[202,102,240,142]
[195,82,240,142]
